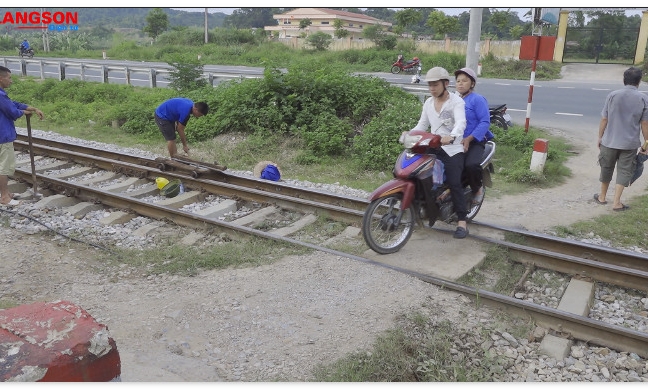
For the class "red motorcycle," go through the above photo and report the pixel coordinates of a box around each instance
[361,130,496,254]
[391,54,421,75]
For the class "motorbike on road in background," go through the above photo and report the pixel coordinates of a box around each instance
[489,104,513,131]
[391,54,421,76]
[361,130,496,254]
[19,48,34,58]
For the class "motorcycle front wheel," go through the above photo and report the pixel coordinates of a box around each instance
[391,66,401,74]
[490,115,508,131]
[362,194,414,254]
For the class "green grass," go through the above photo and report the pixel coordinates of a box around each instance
[553,194,648,249]
[102,237,310,277]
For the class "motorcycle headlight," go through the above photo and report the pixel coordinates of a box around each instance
[402,133,423,149]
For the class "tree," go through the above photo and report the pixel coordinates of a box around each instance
[166,55,207,93]
[363,25,396,50]
[143,8,168,41]
[224,8,281,28]
[299,18,313,30]
[426,10,459,39]
[394,8,422,38]
[305,31,333,51]
[333,18,349,39]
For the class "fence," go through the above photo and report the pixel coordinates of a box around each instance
[278,37,523,60]
[0,57,261,88]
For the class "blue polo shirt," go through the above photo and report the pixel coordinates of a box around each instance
[155,98,194,126]
[0,87,27,144]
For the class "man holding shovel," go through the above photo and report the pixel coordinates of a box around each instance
[0,66,44,206]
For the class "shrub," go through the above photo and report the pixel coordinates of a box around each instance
[352,97,422,171]
[305,32,333,51]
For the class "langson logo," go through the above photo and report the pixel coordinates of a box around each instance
[0,11,79,31]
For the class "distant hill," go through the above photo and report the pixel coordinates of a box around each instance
[2,8,228,29]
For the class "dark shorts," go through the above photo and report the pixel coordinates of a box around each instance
[598,145,636,186]
[155,115,176,141]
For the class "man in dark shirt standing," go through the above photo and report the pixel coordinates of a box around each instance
[154,98,208,157]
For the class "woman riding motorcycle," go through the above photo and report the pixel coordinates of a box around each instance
[454,67,494,206]
[410,67,469,239]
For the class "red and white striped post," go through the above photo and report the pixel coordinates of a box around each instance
[524,35,540,134]
[530,138,549,172]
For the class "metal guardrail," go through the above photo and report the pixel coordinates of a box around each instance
[0,56,429,101]
[0,57,261,88]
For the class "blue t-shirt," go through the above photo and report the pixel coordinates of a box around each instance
[0,87,27,144]
[155,98,193,125]
[462,92,494,142]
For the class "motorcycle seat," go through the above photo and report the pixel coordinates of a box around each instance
[489,104,506,111]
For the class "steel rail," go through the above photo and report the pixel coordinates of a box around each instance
[14,135,369,212]
[473,220,648,272]
[10,141,648,358]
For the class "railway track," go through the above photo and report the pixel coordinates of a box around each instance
[6,133,648,359]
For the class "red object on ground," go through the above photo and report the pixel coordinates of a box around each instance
[0,300,121,382]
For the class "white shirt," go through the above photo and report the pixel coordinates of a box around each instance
[411,93,466,156]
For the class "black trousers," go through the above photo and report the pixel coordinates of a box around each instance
[464,140,486,194]
[432,148,467,222]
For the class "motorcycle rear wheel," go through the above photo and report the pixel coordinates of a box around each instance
[362,194,414,254]
[391,66,401,74]
[466,187,484,220]
[490,115,508,131]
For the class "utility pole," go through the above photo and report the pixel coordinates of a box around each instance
[204,8,208,44]
[41,8,50,52]
[524,8,544,133]
[466,8,483,73]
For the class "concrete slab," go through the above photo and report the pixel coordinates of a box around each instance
[557,278,595,316]
[124,184,159,199]
[33,194,79,209]
[538,334,572,360]
[231,206,279,226]
[180,231,205,245]
[195,199,237,218]
[133,222,164,237]
[77,172,120,186]
[361,225,487,281]
[64,202,104,219]
[102,177,148,193]
[99,211,134,225]
[156,191,202,208]
[272,214,318,237]
[34,160,74,173]
[50,166,98,180]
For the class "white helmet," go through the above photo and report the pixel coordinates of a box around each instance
[424,67,450,82]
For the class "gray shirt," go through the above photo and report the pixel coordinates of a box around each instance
[601,85,648,150]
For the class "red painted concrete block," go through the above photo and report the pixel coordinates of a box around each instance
[0,300,121,382]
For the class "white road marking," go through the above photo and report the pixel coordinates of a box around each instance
[555,112,583,116]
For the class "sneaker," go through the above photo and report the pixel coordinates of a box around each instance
[453,226,468,239]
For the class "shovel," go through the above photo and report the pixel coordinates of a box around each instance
[25,114,39,199]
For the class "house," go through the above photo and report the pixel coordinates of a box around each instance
[264,8,392,40]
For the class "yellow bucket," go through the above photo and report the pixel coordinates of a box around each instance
[156,177,169,190]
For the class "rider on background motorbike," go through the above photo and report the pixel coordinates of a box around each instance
[411,67,469,239]
[454,67,494,206]
[19,39,30,55]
